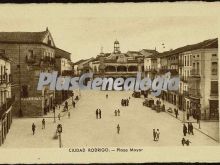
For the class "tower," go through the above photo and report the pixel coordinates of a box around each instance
[114,40,120,53]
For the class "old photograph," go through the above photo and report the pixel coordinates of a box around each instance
[0,3,219,163]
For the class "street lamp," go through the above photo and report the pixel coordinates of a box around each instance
[57,124,62,148]
[198,103,201,129]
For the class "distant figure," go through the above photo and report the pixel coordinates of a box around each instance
[153,129,156,141]
[96,109,99,119]
[58,113,61,120]
[182,138,186,146]
[32,123,36,135]
[185,139,191,146]
[68,111,70,118]
[156,129,160,141]
[174,108,179,118]
[117,109,120,116]
[98,109,102,119]
[183,124,187,136]
[117,124,120,134]
[114,110,117,116]
[72,101,75,108]
[106,94,108,99]
[42,118,45,129]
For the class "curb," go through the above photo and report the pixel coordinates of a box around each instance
[165,111,219,143]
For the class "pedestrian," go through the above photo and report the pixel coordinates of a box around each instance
[72,101,75,108]
[117,124,120,134]
[117,109,120,116]
[127,99,129,106]
[156,129,160,141]
[183,124,187,136]
[42,118,45,129]
[190,123,194,135]
[174,109,179,118]
[106,94,108,99]
[114,110,117,116]
[96,109,99,119]
[68,111,70,118]
[182,138,186,146]
[185,139,191,146]
[187,122,190,134]
[32,123,36,135]
[58,113,61,120]
[153,129,156,141]
[99,109,102,119]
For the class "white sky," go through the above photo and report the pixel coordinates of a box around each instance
[0,3,219,62]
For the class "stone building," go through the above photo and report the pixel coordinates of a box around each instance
[188,38,218,120]
[55,48,74,104]
[0,28,69,117]
[83,40,158,79]
[0,53,13,145]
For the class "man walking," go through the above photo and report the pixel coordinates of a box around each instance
[117,109,120,116]
[96,109,99,119]
[72,101,75,108]
[58,113,61,120]
[117,124,120,134]
[68,111,71,118]
[99,109,102,119]
[156,129,160,141]
[42,118,45,129]
[32,123,36,135]
[114,110,117,116]
[183,124,187,136]
[153,129,156,141]
[106,94,108,99]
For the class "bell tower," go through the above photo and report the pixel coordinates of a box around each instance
[114,40,120,53]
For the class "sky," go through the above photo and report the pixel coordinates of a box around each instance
[0,4,219,62]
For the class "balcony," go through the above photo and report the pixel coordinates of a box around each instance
[0,96,15,119]
[178,60,184,67]
[26,56,37,64]
[0,73,12,84]
[191,69,201,78]
[188,88,201,98]
[40,57,56,66]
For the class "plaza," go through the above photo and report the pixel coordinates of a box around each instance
[2,90,218,148]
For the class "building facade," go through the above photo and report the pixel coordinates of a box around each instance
[0,53,13,146]
[0,28,69,117]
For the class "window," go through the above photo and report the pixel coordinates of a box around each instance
[211,62,218,75]
[211,81,218,95]
[212,54,217,57]
[197,55,199,58]
[28,50,34,59]
[184,56,187,66]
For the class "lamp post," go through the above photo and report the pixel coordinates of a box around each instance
[57,124,62,148]
[198,103,201,129]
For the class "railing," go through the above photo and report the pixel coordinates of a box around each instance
[188,88,201,98]
[0,73,12,84]
[40,57,56,66]
[191,69,200,77]
[0,96,15,119]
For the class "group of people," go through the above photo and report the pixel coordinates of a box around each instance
[114,109,120,116]
[121,98,129,106]
[95,109,102,119]
[153,129,160,141]
[31,118,46,135]
[182,138,191,146]
[183,123,194,136]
